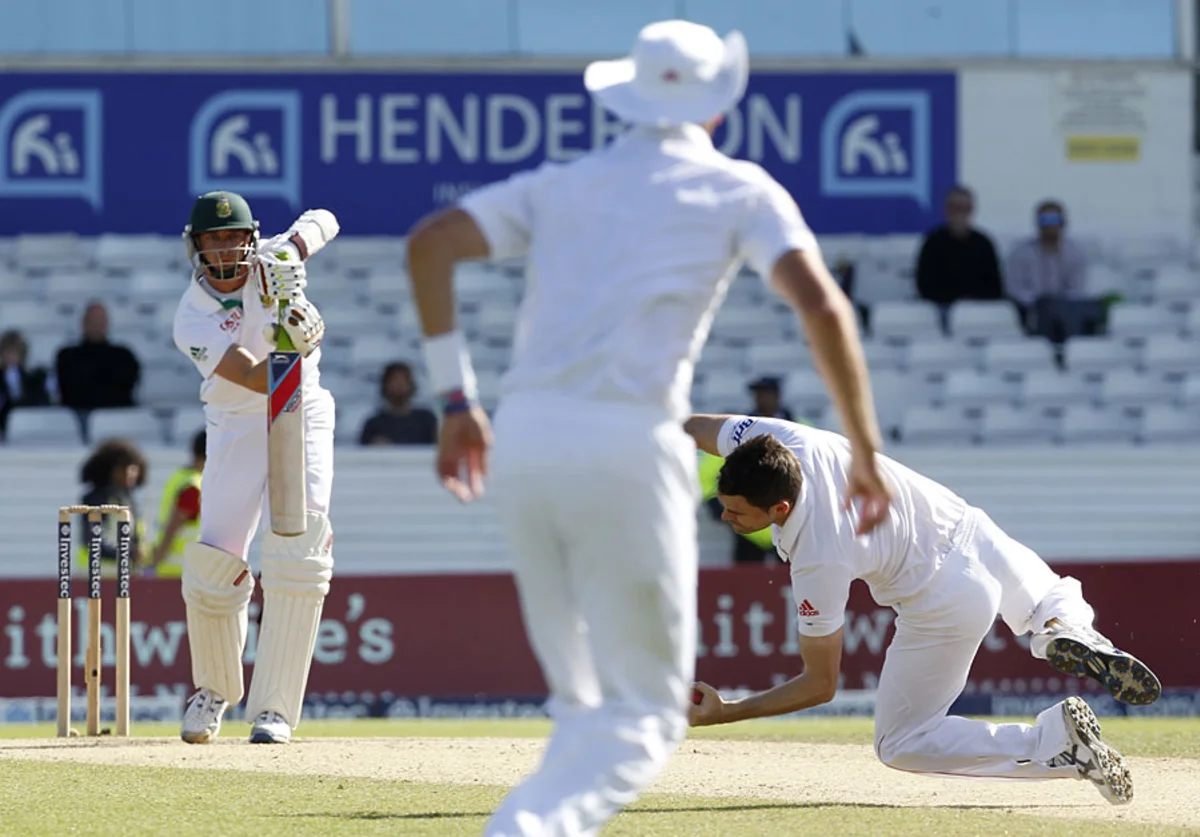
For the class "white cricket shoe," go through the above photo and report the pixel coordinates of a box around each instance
[181,688,228,744]
[1047,696,1132,805]
[249,711,292,744]
[1045,625,1161,706]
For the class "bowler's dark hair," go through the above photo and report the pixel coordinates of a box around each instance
[717,435,802,511]
[80,438,148,489]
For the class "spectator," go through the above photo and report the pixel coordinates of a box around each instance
[1005,200,1088,328]
[148,429,205,578]
[56,301,141,412]
[76,437,148,576]
[747,376,794,421]
[915,186,1003,313]
[0,329,51,438]
[359,362,438,445]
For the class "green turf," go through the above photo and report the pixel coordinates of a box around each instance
[0,761,1194,837]
[4,716,1197,758]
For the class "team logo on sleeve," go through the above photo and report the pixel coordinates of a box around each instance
[189,346,208,361]
[0,89,103,209]
[189,89,301,209]
[731,418,756,446]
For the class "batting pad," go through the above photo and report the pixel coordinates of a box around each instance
[246,511,334,729]
[181,542,255,705]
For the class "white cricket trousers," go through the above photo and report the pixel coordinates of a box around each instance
[199,388,336,558]
[874,509,1097,779]
[484,394,699,837]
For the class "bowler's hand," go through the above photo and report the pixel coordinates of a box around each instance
[688,681,726,727]
[437,407,494,503]
[845,450,890,536]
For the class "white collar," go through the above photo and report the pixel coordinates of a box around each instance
[629,122,715,148]
[771,478,810,563]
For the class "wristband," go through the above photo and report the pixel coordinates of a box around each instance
[439,388,476,416]
[422,329,479,401]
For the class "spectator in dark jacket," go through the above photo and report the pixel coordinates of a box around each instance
[915,186,1004,309]
[359,362,439,446]
[0,329,51,437]
[56,302,140,411]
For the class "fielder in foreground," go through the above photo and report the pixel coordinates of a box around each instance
[685,414,1163,804]
[172,191,338,744]
[406,20,891,837]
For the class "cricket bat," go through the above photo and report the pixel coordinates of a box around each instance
[268,301,307,537]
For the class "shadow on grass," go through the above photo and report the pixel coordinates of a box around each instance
[274,800,1087,822]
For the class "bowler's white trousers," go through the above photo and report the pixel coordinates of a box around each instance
[485,394,699,837]
[874,509,1096,779]
[199,387,336,557]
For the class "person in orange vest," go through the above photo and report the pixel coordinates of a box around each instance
[147,430,205,578]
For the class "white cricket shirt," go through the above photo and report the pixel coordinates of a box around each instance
[716,416,975,637]
[173,233,323,414]
[460,123,817,420]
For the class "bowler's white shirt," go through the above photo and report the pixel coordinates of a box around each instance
[173,233,323,414]
[460,123,817,420]
[717,416,974,637]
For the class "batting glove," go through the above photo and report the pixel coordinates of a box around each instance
[258,253,308,302]
[280,296,325,358]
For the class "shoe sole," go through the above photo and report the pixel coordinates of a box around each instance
[1047,638,1162,706]
[1062,696,1133,805]
[249,730,290,744]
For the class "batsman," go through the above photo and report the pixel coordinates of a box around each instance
[172,191,338,744]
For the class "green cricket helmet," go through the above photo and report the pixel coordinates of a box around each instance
[182,191,260,283]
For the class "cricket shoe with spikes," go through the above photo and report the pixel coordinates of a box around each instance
[250,711,292,744]
[181,688,228,744]
[1047,696,1132,805]
[1045,626,1161,706]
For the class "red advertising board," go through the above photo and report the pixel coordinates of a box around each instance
[1,562,1196,704]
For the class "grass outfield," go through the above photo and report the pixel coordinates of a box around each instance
[2,715,1198,758]
[1,717,1197,836]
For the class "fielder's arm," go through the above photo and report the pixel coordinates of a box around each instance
[406,208,490,339]
[690,628,843,726]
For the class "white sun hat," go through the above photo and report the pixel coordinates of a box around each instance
[584,20,749,128]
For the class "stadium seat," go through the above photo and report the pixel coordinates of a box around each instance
[1,298,62,332]
[899,406,975,445]
[850,264,911,305]
[1142,335,1200,374]
[473,304,519,342]
[4,407,83,446]
[948,300,1023,342]
[982,338,1056,375]
[1187,305,1200,336]
[128,269,186,302]
[1058,406,1137,445]
[169,405,208,445]
[747,341,810,376]
[905,338,973,377]
[142,367,201,406]
[475,369,503,410]
[44,271,109,301]
[349,334,405,368]
[695,341,746,373]
[1020,369,1096,410]
[783,369,833,411]
[364,270,412,304]
[710,304,781,342]
[1140,405,1200,443]
[95,234,182,274]
[862,339,904,371]
[870,300,941,342]
[454,262,518,307]
[1063,337,1139,375]
[867,369,939,438]
[14,234,90,273]
[1181,373,1200,405]
[940,370,1019,408]
[1083,264,1133,298]
[1107,303,1182,340]
[334,400,376,446]
[1099,370,1178,407]
[977,404,1057,445]
[332,237,405,275]
[87,407,164,444]
[1149,266,1200,305]
[694,374,747,414]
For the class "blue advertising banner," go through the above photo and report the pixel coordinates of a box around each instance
[0,71,956,237]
